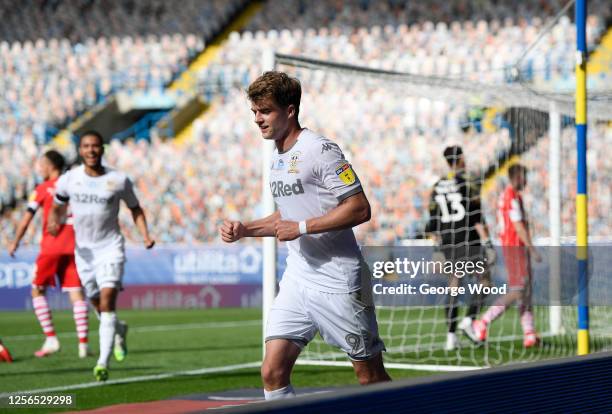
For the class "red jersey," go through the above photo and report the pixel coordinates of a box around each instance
[497,184,527,247]
[27,178,75,255]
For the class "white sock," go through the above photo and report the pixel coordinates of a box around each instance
[97,312,117,367]
[264,384,296,400]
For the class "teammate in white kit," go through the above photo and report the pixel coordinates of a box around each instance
[49,131,154,381]
[221,72,391,400]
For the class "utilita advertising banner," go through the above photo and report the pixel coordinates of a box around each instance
[0,245,287,310]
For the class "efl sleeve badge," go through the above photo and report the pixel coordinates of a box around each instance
[335,163,356,185]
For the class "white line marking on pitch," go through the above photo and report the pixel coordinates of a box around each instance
[295,360,483,372]
[0,361,262,398]
[4,320,261,341]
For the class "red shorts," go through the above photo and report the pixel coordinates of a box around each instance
[33,254,82,291]
[502,247,530,290]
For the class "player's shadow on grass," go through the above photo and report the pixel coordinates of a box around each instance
[0,366,162,377]
[131,344,259,355]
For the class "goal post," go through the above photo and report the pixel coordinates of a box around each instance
[261,48,277,359]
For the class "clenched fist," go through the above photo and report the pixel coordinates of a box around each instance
[221,220,246,243]
[275,220,300,241]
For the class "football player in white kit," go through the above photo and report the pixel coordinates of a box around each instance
[221,72,391,400]
[49,131,154,381]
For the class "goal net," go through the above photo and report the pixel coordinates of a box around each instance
[270,51,612,370]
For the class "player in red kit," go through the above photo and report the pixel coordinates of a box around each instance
[8,151,90,358]
[0,338,12,363]
[472,164,542,348]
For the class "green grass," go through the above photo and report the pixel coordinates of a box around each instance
[2,306,609,413]
[0,308,432,413]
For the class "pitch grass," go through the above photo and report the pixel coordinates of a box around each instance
[0,308,433,413]
[2,306,608,413]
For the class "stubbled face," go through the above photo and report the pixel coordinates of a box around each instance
[79,135,104,168]
[513,171,527,191]
[453,155,465,170]
[250,97,293,141]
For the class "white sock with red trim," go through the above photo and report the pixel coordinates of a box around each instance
[33,296,56,339]
[521,311,535,334]
[482,304,506,325]
[73,300,89,344]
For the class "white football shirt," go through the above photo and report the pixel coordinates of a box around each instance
[54,165,139,265]
[270,129,366,293]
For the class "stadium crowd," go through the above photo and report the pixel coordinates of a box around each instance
[1,0,611,248]
[0,0,244,216]
[201,0,607,89]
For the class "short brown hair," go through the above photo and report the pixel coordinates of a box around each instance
[247,71,301,116]
[508,163,527,179]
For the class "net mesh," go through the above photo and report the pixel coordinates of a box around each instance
[275,52,612,368]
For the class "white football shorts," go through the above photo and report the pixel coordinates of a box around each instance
[265,275,385,361]
[75,256,124,299]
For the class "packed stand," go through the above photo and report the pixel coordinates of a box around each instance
[0,0,246,227]
[3,0,612,247]
[201,0,607,91]
[0,0,246,43]
[0,0,248,147]
[245,0,610,32]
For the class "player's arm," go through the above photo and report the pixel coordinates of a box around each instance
[468,178,490,243]
[49,173,70,236]
[9,188,45,255]
[221,211,281,242]
[467,179,496,263]
[474,222,490,241]
[129,205,155,249]
[512,220,541,261]
[8,210,35,256]
[475,221,497,264]
[48,202,68,236]
[424,185,440,244]
[123,177,154,249]
[507,196,541,261]
[274,191,370,242]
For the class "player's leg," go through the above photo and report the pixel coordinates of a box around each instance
[310,286,390,384]
[0,339,13,363]
[94,286,118,380]
[436,246,464,351]
[445,273,460,350]
[519,267,539,347]
[262,277,316,400]
[473,247,525,341]
[60,255,90,358]
[68,289,90,357]
[261,339,301,399]
[460,252,491,344]
[97,263,129,362]
[473,289,522,341]
[31,255,60,357]
[89,296,101,316]
[73,256,109,379]
[352,352,391,385]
